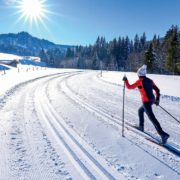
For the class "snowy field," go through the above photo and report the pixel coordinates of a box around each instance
[0,62,180,179]
[0,53,45,67]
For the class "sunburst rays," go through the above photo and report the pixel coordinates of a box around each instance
[11,0,54,31]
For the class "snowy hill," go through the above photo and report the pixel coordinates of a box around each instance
[0,31,76,53]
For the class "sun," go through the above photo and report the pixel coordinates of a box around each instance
[14,0,52,29]
[21,0,43,18]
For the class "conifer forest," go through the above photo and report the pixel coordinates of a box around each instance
[40,25,180,75]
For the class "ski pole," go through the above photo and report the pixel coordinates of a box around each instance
[159,105,180,124]
[122,74,126,137]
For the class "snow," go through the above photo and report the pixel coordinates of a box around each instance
[17,43,27,49]
[0,64,12,70]
[101,71,180,98]
[0,53,23,63]
[0,53,45,67]
[0,61,180,179]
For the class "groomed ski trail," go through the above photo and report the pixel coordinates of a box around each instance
[1,70,180,179]
[52,71,180,179]
[0,72,73,179]
[34,73,123,180]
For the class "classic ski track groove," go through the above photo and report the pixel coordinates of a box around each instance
[36,86,95,180]
[23,83,45,179]
[25,73,74,179]
[60,73,180,152]
[0,74,65,179]
[35,73,119,180]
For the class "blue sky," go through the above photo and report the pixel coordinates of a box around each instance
[0,0,180,46]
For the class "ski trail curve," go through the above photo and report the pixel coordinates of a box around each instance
[34,73,122,180]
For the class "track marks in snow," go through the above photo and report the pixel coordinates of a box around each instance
[35,74,122,180]
[24,78,71,179]
[0,73,74,179]
[56,72,180,178]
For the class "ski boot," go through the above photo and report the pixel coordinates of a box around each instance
[134,125,144,132]
[161,132,170,144]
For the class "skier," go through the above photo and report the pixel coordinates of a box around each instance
[122,65,170,144]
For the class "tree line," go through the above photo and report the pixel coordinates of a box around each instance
[40,25,180,75]
[0,44,36,56]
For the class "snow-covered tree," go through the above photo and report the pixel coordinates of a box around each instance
[49,50,54,67]
[92,51,99,70]
[39,48,46,62]
[45,55,49,67]
[154,36,166,73]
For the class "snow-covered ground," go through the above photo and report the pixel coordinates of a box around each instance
[0,63,180,179]
[0,53,45,67]
[0,53,24,62]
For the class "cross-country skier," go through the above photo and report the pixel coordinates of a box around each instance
[122,65,170,144]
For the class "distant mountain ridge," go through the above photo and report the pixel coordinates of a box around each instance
[0,31,75,53]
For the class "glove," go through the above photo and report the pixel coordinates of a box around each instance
[154,100,159,106]
[122,76,128,81]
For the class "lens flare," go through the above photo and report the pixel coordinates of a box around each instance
[4,0,15,6]
[12,0,54,31]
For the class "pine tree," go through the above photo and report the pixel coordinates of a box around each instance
[112,38,117,58]
[177,63,180,73]
[94,36,100,57]
[144,42,156,72]
[116,37,122,69]
[66,47,71,58]
[49,50,54,67]
[163,25,176,50]
[124,36,130,60]
[45,55,49,67]
[140,32,146,49]
[130,40,134,53]
[75,46,79,57]
[46,49,51,56]
[101,37,107,61]
[39,48,46,62]
[153,34,157,45]
[154,36,166,73]
[96,36,100,47]
[120,37,126,69]
[166,28,180,75]
[88,45,93,57]
[71,48,75,57]
[92,51,99,70]
[134,34,139,51]
[77,56,84,69]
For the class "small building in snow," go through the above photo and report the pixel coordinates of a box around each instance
[7,59,19,67]
[0,59,19,68]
